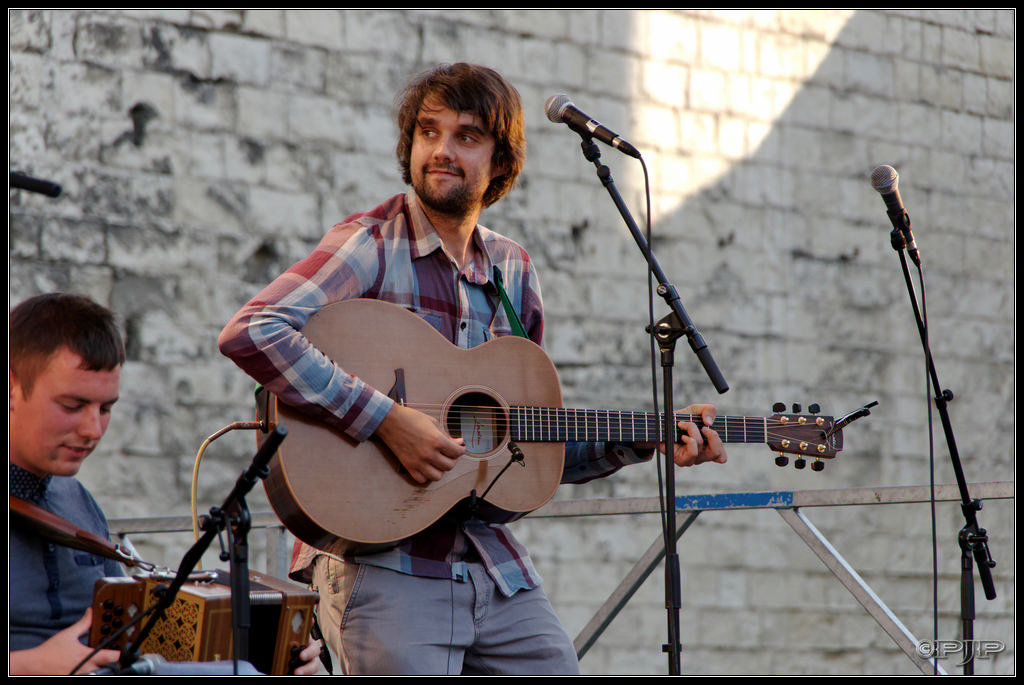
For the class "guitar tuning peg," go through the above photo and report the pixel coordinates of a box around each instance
[775,455,789,467]
[809,403,820,414]
[773,402,786,413]
[792,403,802,413]
[794,457,807,469]
[812,460,825,472]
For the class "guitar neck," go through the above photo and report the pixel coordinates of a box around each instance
[510,408,768,445]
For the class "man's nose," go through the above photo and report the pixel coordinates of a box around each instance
[78,406,106,440]
[431,132,456,161]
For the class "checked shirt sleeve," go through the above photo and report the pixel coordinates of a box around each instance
[218,221,396,442]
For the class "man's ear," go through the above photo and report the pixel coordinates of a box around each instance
[11,369,25,405]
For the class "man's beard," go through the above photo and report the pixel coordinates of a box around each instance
[414,166,482,218]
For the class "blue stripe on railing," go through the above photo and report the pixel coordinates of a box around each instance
[676,491,794,511]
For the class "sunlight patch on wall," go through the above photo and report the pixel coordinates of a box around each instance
[626,10,856,221]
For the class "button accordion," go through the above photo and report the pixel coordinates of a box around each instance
[89,569,318,675]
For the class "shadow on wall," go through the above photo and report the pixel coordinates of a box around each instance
[541,10,1013,490]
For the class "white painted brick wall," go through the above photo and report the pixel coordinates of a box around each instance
[9,9,1014,675]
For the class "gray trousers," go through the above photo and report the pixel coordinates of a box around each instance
[311,554,580,675]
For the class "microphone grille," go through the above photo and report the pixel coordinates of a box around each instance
[870,164,898,193]
[545,94,572,123]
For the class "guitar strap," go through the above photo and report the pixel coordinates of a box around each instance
[492,265,529,339]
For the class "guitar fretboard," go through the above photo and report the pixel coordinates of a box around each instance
[510,408,769,445]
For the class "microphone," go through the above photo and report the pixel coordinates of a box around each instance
[10,171,62,198]
[545,94,641,159]
[90,655,168,675]
[90,655,264,675]
[870,164,920,265]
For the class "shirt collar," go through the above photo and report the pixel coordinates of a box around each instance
[404,190,495,287]
[9,462,52,503]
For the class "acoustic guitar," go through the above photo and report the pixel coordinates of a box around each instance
[254,299,848,552]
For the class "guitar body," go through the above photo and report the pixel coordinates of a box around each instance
[252,299,858,552]
[257,299,566,552]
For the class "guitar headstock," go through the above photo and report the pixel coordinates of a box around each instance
[767,402,843,471]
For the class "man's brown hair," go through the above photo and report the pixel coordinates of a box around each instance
[395,63,526,208]
[10,293,125,396]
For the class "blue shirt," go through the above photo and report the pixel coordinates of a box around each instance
[9,463,124,651]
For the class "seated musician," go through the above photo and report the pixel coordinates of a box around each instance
[9,293,323,675]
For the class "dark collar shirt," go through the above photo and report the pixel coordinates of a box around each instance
[9,462,124,651]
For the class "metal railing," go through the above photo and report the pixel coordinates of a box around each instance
[109,481,1014,674]
[110,511,296,580]
[534,480,1014,675]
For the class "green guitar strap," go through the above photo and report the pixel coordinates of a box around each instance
[492,265,529,339]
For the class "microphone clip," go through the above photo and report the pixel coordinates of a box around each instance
[888,208,909,250]
[888,207,920,266]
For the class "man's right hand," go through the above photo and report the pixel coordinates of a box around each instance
[9,609,121,675]
[375,403,466,484]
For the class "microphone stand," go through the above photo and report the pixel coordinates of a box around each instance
[572,135,729,397]
[571,131,727,675]
[118,426,288,674]
[886,210,996,675]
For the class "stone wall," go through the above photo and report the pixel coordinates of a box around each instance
[9,9,1014,675]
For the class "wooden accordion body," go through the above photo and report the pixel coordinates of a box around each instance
[89,569,317,675]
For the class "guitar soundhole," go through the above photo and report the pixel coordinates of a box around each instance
[445,391,509,457]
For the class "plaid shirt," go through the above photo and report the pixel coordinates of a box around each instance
[219,191,650,596]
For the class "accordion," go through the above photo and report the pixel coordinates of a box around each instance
[89,569,317,675]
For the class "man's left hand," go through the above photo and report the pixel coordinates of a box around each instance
[636,404,728,468]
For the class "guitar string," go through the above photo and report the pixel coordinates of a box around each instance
[392,401,834,452]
